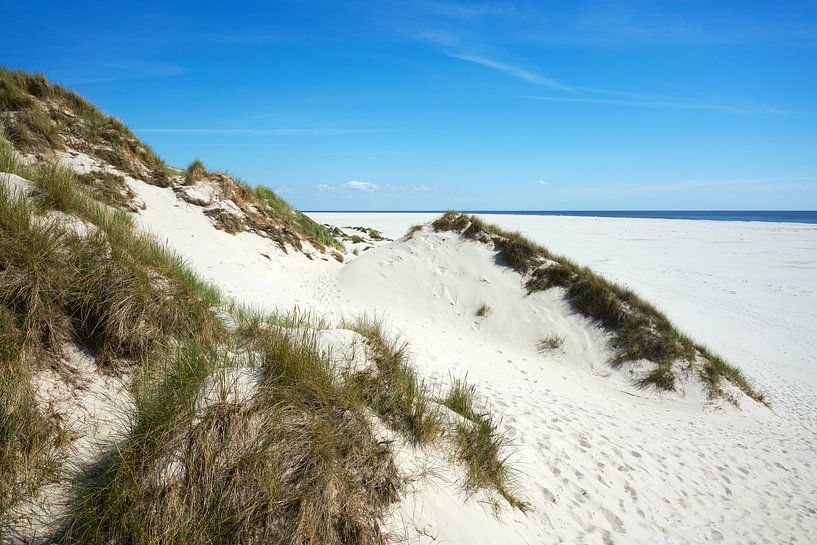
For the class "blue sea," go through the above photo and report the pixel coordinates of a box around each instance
[465,210,817,224]
[309,210,817,225]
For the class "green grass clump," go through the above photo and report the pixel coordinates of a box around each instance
[538,333,565,352]
[184,159,206,184]
[253,185,344,251]
[442,378,527,511]
[345,315,443,445]
[433,212,765,405]
[698,347,766,405]
[404,224,423,240]
[476,303,492,317]
[0,306,61,531]
[59,321,400,545]
[1,66,169,185]
[75,170,137,209]
[0,143,224,366]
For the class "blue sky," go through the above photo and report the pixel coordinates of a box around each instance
[2,1,817,210]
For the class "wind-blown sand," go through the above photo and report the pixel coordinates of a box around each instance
[131,191,817,545]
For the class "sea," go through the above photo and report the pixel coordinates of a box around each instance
[308,210,817,225]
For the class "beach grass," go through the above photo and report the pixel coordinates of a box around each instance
[442,377,527,511]
[538,333,565,352]
[433,212,765,405]
[344,315,444,445]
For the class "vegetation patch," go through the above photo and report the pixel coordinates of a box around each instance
[1,67,168,186]
[184,159,206,185]
[1,136,224,366]
[433,212,765,405]
[1,144,400,542]
[344,315,444,445]
[476,303,492,317]
[75,170,140,210]
[538,333,565,352]
[404,224,423,240]
[59,325,401,545]
[0,306,62,532]
[442,378,527,511]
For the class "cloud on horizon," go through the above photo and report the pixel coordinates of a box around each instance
[345,180,380,191]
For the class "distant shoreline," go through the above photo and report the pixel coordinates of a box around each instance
[303,210,817,224]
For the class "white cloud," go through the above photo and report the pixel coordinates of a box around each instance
[345,180,379,191]
[446,52,572,91]
[538,180,547,185]
[525,95,794,116]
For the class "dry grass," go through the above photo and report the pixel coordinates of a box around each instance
[476,303,492,317]
[433,212,765,405]
[404,224,423,240]
[0,138,225,367]
[184,159,206,184]
[442,378,527,511]
[1,67,169,185]
[58,319,401,545]
[251,185,343,250]
[0,306,61,531]
[344,315,444,445]
[538,333,565,352]
[75,170,138,210]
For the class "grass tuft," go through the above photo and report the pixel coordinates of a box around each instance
[344,315,444,445]
[476,303,492,317]
[538,333,565,352]
[0,306,61,530]
[59,327,401,545]
[253,186,344,250]
[404,224,423,240]
[442,378,527,511]
[184,159,206,184]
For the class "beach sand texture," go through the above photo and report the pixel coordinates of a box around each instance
[130,188,817,545]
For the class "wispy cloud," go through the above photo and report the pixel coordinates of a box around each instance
[66,60,187,84]
[526,95,798,117]
[389,2,799,115]
[135,128,395,136]
[445,52,572,90]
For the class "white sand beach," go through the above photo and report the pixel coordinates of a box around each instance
[129,192,817,544]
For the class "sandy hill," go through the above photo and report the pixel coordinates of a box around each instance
[2,68,814,545]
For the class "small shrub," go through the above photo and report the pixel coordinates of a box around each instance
[476,303,491,317]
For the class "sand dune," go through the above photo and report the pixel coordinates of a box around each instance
[132,192,817,543]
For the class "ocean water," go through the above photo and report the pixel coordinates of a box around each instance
[309,210,817,225]
[466,211,817,224]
